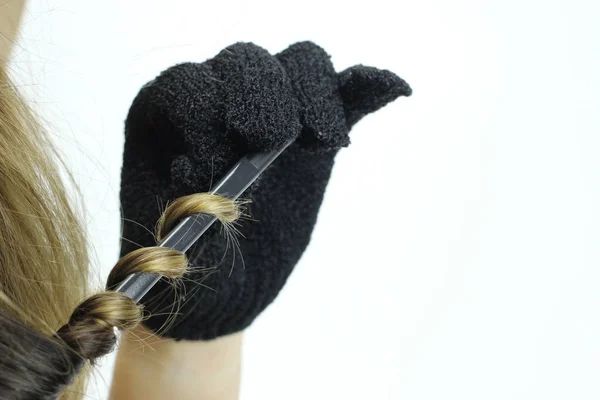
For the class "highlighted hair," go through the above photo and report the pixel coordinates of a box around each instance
[0,68,238,399]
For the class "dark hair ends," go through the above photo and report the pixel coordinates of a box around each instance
[0,312,83,400]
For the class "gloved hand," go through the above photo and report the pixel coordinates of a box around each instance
[119,41,411,340]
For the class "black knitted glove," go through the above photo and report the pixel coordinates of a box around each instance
[119,41,411,340]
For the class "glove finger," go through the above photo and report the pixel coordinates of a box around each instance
[120,43,302,255]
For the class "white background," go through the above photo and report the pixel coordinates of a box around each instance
[8,0,600,399]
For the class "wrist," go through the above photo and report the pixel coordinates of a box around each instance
[110,324,243,400]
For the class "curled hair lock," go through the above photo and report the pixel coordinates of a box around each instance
[49,193,240,396]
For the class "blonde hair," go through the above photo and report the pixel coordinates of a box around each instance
[0,66,91,398]
[0,67,238,399]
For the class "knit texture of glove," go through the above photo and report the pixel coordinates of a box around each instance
[119,41,411,340]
